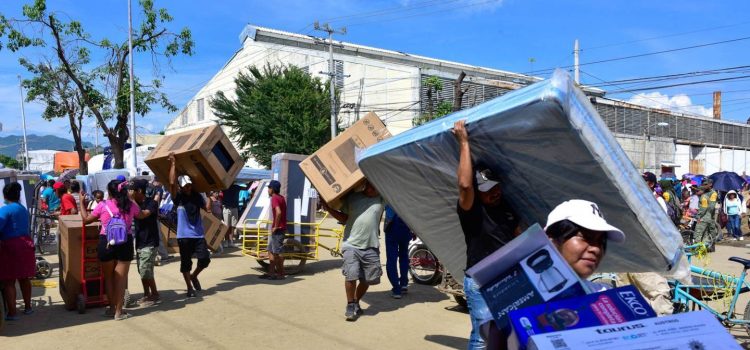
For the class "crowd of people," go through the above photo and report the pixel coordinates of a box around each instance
[1,153,260,323]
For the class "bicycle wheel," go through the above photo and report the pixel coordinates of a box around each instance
[680,230,695,246]
[408,245,442,285]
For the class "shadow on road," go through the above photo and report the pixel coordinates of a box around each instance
[424,334,468,349]
[360,283,449,316]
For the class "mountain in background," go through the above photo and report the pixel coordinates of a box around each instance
[0,134,94,158]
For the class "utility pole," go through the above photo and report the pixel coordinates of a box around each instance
[18,75,29,171]
[314,21,346,140]
[573,39,580,85]
[127,0,138,175]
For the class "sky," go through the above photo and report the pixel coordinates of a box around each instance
[2,0,750,147]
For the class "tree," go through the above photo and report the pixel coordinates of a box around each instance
[20,59,90,174]
[0,155,22,170]
[413,76,453,126]
[0,0,193,169]
[211,64,333,168]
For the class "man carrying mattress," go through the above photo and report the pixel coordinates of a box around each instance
[453,120,521,349]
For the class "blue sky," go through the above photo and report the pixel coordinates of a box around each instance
[2,0,750,145]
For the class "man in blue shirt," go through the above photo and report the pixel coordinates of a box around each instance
[168,153,210,298]
[41,179,60,212]
[0,182,34,320]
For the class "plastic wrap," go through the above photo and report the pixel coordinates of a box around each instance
[358,70,687,282]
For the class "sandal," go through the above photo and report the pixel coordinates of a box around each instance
[23,308,34,315]
[190,276,202,291]
[102,307,115,318]
[114,313,132,321]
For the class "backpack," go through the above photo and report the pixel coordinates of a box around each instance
[665,190,682,225]
[104,203,129,246]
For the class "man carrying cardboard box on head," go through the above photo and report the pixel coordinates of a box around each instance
[321,180,384,322]
[168,153,211,298]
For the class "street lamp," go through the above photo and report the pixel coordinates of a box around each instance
[640,121,669,172]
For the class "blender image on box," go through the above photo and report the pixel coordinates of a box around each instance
[526,249,568,293]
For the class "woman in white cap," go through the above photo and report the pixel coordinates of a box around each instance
[544,199,625,291]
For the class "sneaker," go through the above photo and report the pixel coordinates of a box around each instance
[391,292,402,299]
[186,290,197,298]
[401,286,409,294]
[345,302,358,321]
[741,237,745,241]
[355,302,364,315]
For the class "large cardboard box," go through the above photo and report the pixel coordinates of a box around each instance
[272,153,318,244]
[159,209,226,253]
[466,224,587,330]
[145,124,243,192]
[300,112,391,207]
[527,310,741,350]
[58,215,104,310]
[509,285,656,349]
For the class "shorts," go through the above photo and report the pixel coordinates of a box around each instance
[137,246,158,279]
[341,246,382,284]
[0,236,36,280]
[268,230,286,255]
[178,238,210,273]
[97,235,135,262]
[222,207,238,227]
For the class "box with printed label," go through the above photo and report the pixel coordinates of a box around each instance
[145,124,243,192]
[509,285,656,349]
[466,224,587,330]
[299,112,390,208]
[527,310,741,350]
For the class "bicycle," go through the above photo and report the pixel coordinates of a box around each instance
[32,211,57,255]
[671,243,750,336]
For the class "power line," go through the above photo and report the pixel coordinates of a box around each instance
[524,35,750,75]
[607,75,750,94]
[587,65,750,88]
[584,21,750,51]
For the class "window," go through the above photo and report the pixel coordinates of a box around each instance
[197,98,205,121]
[180,110,187,126]
[334,60,344,90]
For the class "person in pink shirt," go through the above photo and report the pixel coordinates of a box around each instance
[79,179,148,321]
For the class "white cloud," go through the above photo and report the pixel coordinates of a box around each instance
[627,92,712,118]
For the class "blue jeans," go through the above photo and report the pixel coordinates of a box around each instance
[385,231,410,295]
[728,214,742,239]
[464,275,491,350]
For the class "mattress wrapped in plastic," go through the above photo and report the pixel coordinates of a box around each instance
[358,70,687,281]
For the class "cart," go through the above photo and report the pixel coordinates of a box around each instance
[240,212,344,274]
[58,216,107,313]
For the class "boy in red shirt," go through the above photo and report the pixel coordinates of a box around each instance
[57,182,77,215]
[261,180,287,280]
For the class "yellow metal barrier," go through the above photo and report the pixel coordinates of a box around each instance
[240,212,344,272]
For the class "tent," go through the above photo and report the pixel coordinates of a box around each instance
[358,70,688,281]
[54,152,90,173]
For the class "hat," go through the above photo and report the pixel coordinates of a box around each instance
[702,178,713,185]
[642,172,657,183]
[178,175,193,187]
[545,199,625,243]
[476,170,499,193]
[53,182,65,190]
[116,175,127,182]
[268,180,281,193]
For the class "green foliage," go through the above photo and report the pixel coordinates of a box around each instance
[211,64,333,168]
[0,0,193,169]
[412,101,452,126]
[0,155,22,170]
[413,76,452,126]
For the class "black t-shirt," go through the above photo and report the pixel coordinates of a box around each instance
[174,191,205,225]
[457,197,519,270]
[222,184,241,208]
[135,197,160,249]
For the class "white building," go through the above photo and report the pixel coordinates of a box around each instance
[166,24,750,176]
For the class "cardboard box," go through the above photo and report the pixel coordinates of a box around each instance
[466,224,587,329]
[58,215,103,310]
[528,310,741,350]
[300,112,390,207]
[159,209,226,253]
[159,222,180,254]
[201,209,227,252]
[510,286,656,349]
[272,153,318,244]
[145,124,243,192]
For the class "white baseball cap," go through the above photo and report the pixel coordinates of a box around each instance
[178,175,193,187]
[476,170,499,192]
[544,199,625,243]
